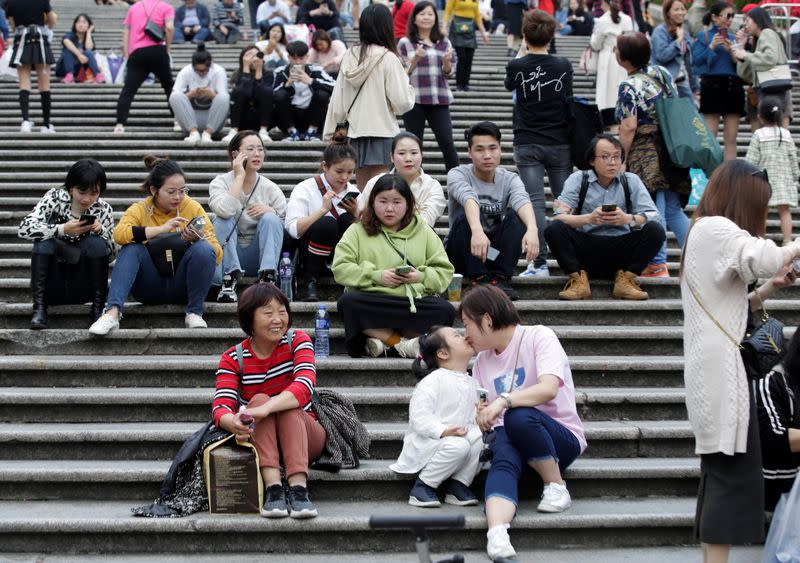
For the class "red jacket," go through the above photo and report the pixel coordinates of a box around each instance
[392,0,415,39]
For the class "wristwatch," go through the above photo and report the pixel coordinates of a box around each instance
[628,215,638,229]
[500,392,513,409]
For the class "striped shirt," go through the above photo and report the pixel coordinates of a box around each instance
[212,331,317,427]
[212,1,244,29]
[397,38,456,106]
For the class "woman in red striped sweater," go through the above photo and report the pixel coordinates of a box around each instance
[212,283,326,519]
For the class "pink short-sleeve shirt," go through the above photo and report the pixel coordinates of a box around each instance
[125,0,175,55]
[473,324,587,452]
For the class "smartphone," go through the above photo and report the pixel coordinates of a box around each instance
[601,204,617,212]
[487,247,500,261]
[477,388,488,403]
[189,216,206,231]
[79,213,96,225]
[395,265,411,275]
[340,192,358,204]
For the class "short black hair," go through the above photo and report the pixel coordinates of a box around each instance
[458,285,520,331]
[64,158,107,195]
[464,121,501,148]
[287,40,309,57]
[237,283,293,337]
[585,134,625,166]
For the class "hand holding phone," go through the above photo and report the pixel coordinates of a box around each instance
[395,265,411,275]
[340,191,358,204]
[80,213,97,225]
[601,204,617,213]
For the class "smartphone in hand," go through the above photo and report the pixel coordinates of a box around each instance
[395,265,412,275]
[601,204,617,212]
[80,213,97,225]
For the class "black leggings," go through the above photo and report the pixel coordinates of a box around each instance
[274,88,331,132]
[402,103,460,171]
[230,79,274,129]
[454,46,475,89]
[115,45,173,125]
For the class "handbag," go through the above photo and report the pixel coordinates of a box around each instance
[334,51,387,141]
[143,0,166,43]
[757,64,793,94]
[449,16,477,48]
[147,233,191,277]
[578,45,598,75]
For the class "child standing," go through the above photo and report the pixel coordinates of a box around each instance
[390,326,484,507]
[745,98,799,246]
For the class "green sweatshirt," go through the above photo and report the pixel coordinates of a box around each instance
[332,215,455,313]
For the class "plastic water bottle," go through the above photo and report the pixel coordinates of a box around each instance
[315,304,330,359]
[279,252,293,301]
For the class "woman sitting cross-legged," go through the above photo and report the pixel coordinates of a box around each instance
[214,283,325,519]
[209,130,287,302]
[461,285,586,561]
[89,156,222,336]
[18,158,116,329]
[332,173,456,358]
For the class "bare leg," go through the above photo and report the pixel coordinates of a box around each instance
[486,496,516,528]
[35,63,51,91]
[356,165,388,191]
[17,65,32,90]
[286,472,308,487]
[261,466,282,487]
[530,458,564,485]
[702,543,730,563]
[363,327,395,341]
[722,114,740,160]
[777,205,792,245]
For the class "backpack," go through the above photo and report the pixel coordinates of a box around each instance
[575,171,632,215]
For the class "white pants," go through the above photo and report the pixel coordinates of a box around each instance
[418,436,482,488]
[169,90,230,133]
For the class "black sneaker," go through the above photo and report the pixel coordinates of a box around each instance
[299,278,319,302]
[408,478,441,507]
[258,269,276,285]
[260,484,289,518]
[217,273,239,303]
[287,485,318,518]
[491,276,519,301]
[443,479,478,506]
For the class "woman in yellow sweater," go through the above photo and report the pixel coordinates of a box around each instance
[89,156,222,336]
[443,0,489,90]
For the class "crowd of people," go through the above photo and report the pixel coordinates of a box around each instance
[8,0,800,561]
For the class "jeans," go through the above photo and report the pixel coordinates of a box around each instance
[485,407,581,505]
[402,104,460,171]
[173,25,211,44]
[212,214,284,284]
[676,84,693,100]
[105,241,216,315]
[61,48,100,76]
[514,143,572,265]
[115,45,173,125]
[445,209,526,279]
[651,190,689,265]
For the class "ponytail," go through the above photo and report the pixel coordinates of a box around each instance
[609,0,621,24]
[410,326,448,380]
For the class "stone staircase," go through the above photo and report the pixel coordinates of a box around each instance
[0,0,789,559]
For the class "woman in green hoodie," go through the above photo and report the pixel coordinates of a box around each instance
[332,174,456,358]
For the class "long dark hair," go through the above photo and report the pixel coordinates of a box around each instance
[361,174,416,235]
[71,13,93,35]
[606,0,621,24]
[702,1,731,27]
[411,325,448,379]
[230,45,260,84]
[746,7,783,51]
[357,4,398,63]
[407,1,442,43]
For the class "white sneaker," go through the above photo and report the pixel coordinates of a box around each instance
[364,337,387,357]
[222,129,237,143]
[89,312,120,336]
[200,131,213,144]
[537,482,572,513]
[185,313,208,328]
[184,130,201,144]
[39,124,56,134]
[217,274,238,303]
[393,337,420,359]
[520,261,550,277]
[20,120,33,133]
[173,120,182,132]
[258,127,271,143]
[113,124,125,134]
[486,524,517,560]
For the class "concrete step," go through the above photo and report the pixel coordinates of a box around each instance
[0,421,694,460]
[0,386,688,424]
[0,355,686,389]
[0,457,699,502]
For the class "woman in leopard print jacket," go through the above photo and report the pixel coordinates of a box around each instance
[18,158,115,329]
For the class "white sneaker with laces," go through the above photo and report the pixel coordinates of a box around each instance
[520,261,550,277]
[173,120,182,132]
[200,131,213,144]
[364,337,387,357]
[184,131,201,144]
[393,337,420,359]
[258,127,271,143]
[537,482,572,513]
[20,120,33,133]
[222,129,237,143]
[89,313,120,336]
[486,524,517,560]
[40,124,56,134]
[185,313,208,329]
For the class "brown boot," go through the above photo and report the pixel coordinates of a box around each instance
[613,270,649,300]
[558,270,591,300]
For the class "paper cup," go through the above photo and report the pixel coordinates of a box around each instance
[447,274,463,302]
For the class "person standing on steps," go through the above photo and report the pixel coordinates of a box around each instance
[442,0,489,91]
[89,157,221,336]
[113,0,175,135]
[545,135,664,301]
[650,0,697,100]
[506,9,574,279]
[4,0,57,133]
[590,0,632,129]
[461,285,586,562]
[398,1,460,172]
[18,159,116,330]
[445,121,540,302]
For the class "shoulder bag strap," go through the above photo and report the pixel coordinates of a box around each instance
[314,175,339,219]
[223,176,260,247]
[576,171,590,215]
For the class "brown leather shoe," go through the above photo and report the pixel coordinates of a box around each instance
[613,270,649,300]
[558,270,591,300]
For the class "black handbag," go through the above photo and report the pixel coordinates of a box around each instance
[147,233,191,277]
[143,1,166,43]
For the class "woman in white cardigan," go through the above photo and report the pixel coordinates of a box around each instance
[590,0,633,128]
[681,159,800,563]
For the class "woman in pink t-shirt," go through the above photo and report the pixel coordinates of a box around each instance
[460,285,586,561]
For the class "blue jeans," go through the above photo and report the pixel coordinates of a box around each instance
[105,241,216,315]
[212,214,284,285]
[651,190,689,265]
[62,48,100,76]
[485,407,581,505]
[514,143,573,265]
[173,26,211,43]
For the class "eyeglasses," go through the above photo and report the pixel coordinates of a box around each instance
[598,153,623,163]
[163,188,190,196]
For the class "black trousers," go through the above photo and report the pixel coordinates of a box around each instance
[230,79,274,129]
[300,213,354,278]
[544,220,665,279]
[274,89,331,131]
[454,46,475,89]
[445,209,526,279]
[115,45,173,125]
[402,103,460,171]
[32,236,109,305]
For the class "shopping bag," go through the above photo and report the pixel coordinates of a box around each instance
[655,95,723,174]
[203,434,264,514]
[762,476,800,563]
[106,51,126,84]
[688,168,708,205]
[284,23,311,45]
[0,48,16,80]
